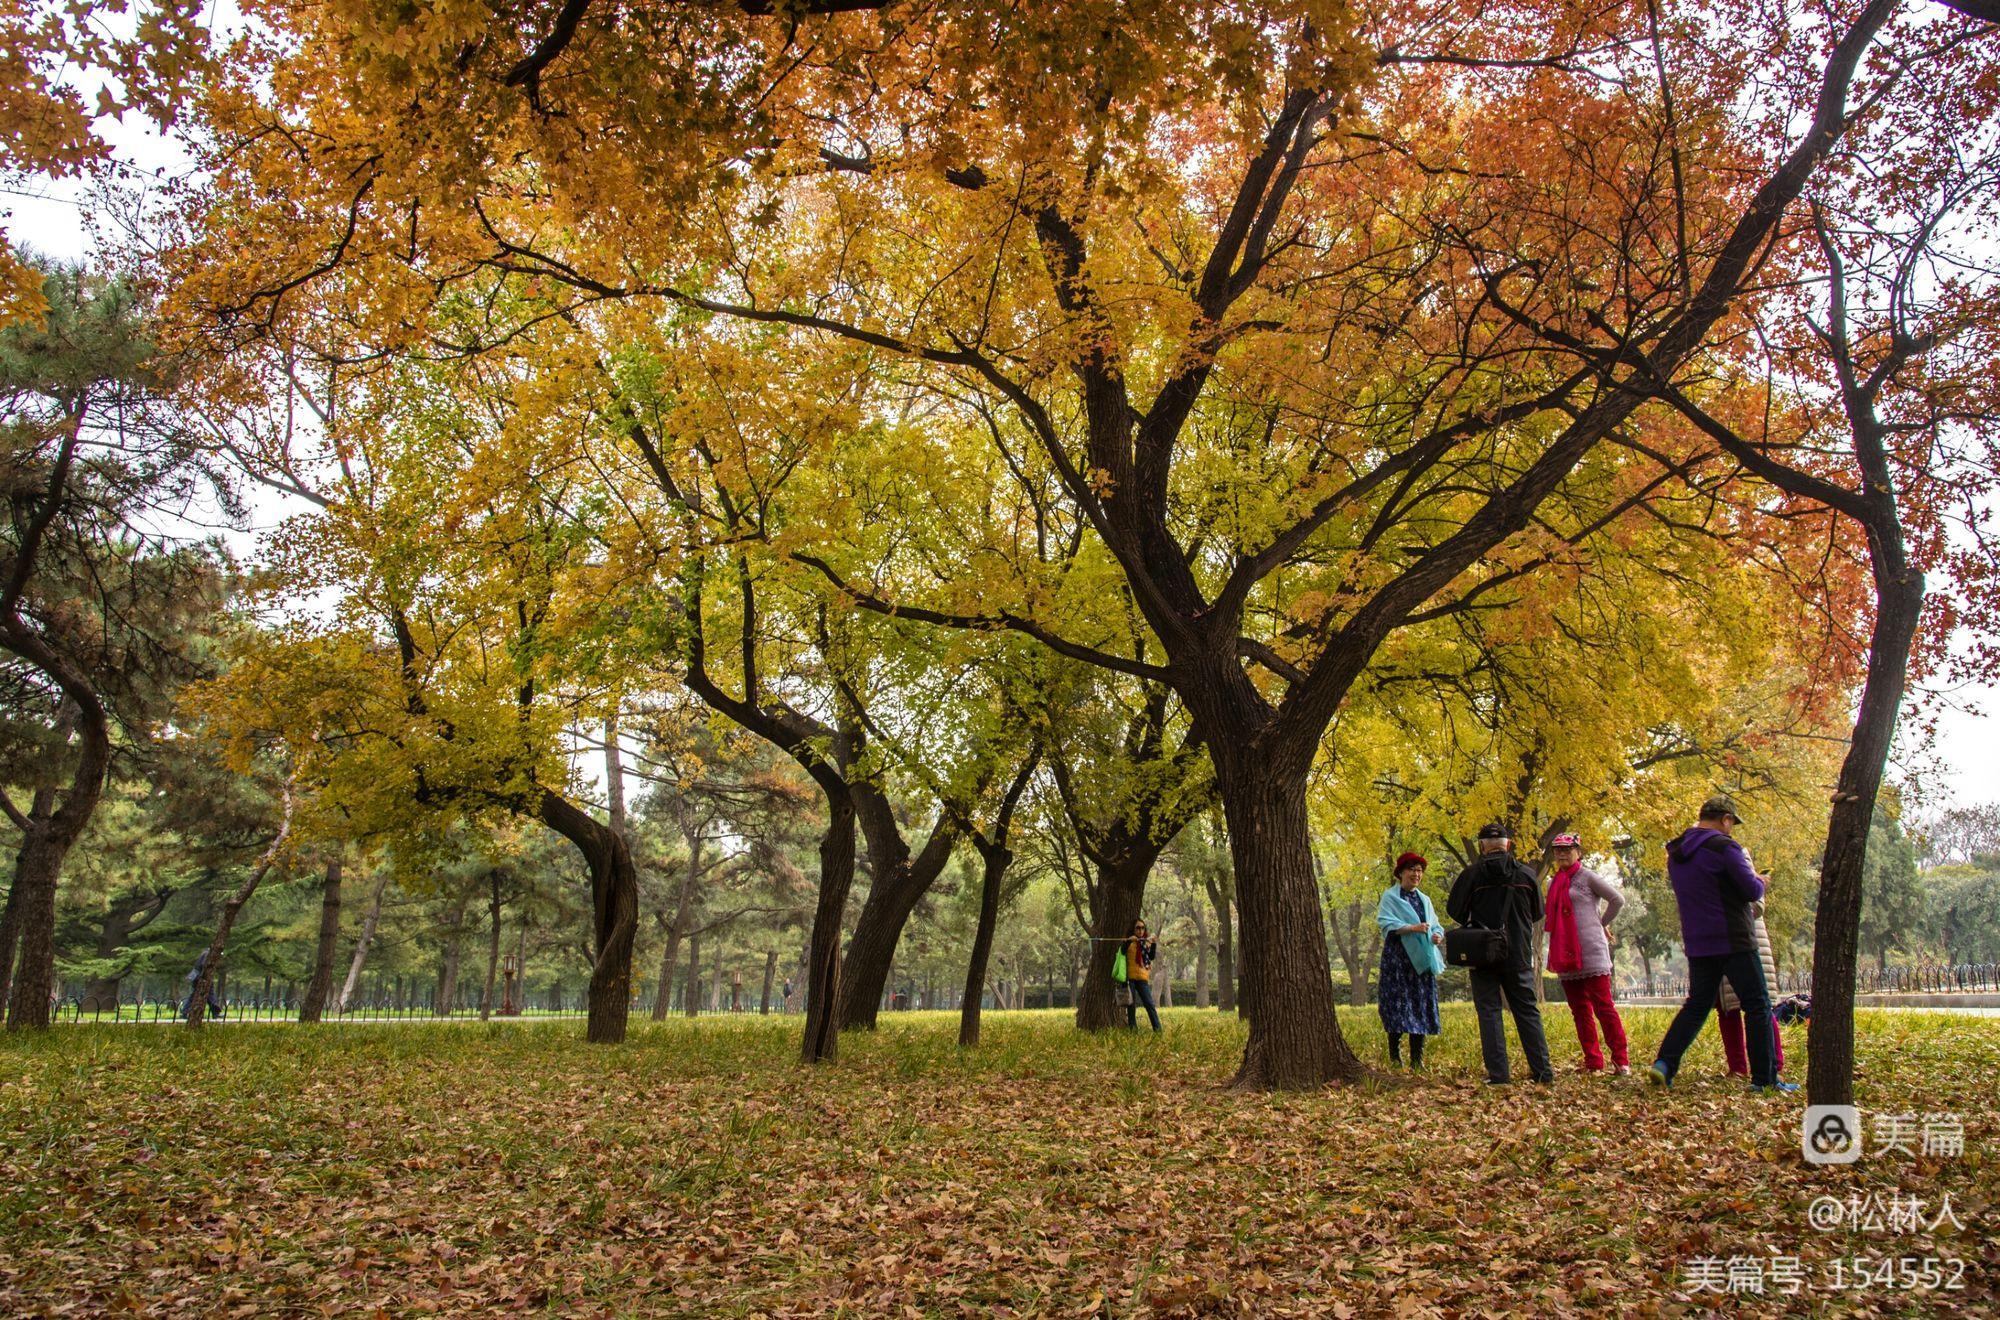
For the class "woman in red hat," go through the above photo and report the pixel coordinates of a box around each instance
[1543,833,1630,1073]
[1376,852,1445,1067]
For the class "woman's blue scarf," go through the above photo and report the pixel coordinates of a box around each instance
[1377,883,1447,976]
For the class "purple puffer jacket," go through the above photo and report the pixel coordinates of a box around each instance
[1666,827,1765,958]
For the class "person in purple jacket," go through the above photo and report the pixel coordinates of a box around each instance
[1647,796,1796,1092]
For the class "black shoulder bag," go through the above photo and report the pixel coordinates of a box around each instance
[1445,870,1519,970]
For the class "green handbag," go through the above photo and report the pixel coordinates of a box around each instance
[1111,947,1128,983]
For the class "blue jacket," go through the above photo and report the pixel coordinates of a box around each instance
[1378,884,1447,976]
[1666,827,1766,957]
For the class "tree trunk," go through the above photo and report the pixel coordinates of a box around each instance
[1216,768,1363,1089]
[436,894,469,1017]
[536,788,638,1044]
[1807,569,1925,1106]
[1205,872,1237,1015]
[760,949,777,1014]
[1191,900,1211,1009]
[0,869,23,1012]
[341,873,390,1013]
[4,828,68,1029]
[801,790,858,1063]
[652,916,680,1020]
[186,793,295,1028]
[684,931,702,1017]
[82,889,165,1012]
[1075,850,1159,1030]
[711,938,724,1013]
[299,856,343,1022]
[959,843,1011,1047]
[1343,900,1372,1008]
[838,794,955,1030]
[480,868,503,1020]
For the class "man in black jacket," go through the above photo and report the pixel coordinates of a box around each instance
[1448,822,1553,1084]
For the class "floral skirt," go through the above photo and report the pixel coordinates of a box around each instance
[1377,937,1441,1037]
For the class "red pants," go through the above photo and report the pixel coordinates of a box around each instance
[1559,974,1628,1070]
[1719,1008,1785,1076]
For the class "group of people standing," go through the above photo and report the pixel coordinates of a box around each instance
[1376,795,1796,1092]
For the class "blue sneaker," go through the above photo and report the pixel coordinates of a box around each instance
[1752,1080,1800,1094]
[1647,1061,1672,1088]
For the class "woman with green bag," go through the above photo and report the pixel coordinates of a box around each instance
[1122,919,1160,1032]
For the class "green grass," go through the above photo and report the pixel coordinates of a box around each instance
[2,1006,1995,1315]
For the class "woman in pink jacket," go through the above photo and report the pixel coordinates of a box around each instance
[1543,833,1630,1074]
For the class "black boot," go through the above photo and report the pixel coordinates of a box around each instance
[1409,1034,1426,1069]
[1387,1032,1402,1066]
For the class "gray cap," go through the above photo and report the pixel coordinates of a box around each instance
[1699,794,1743,824]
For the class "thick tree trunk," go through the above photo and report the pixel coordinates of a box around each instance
[299,856,343,1022]
[1075,850,1158,1031]
[4,828,68,1029]
[711,938,724,1013]
[186,795,295,1028]
[480,869,503,1020]
[1807,569,1925,1106]
[536,788,637,1044]
[959,844,1011,1047]
[1216,768,1363,1088]
[838,795,955,1030]
[801,792,858,1063]
[82,889,164,1012]
[341,873,389,1013]
[760,949,777,1014]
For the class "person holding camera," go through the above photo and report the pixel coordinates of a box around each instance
[1377,852,1445,1067]
[1123,919,1161,1032]
[1447,822,1553,1085]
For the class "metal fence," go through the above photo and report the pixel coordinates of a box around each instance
[1627,963,2000,1000]
[54,990,590,1025]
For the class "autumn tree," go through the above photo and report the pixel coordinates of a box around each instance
[1653,21,2000,1100]
[0,265,229,1028]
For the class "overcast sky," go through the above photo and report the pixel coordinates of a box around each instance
[7,141,1996,818]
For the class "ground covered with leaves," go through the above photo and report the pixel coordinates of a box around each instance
[1,1006,1994,1317]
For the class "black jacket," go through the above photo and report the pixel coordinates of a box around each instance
[1447,851,1544,969]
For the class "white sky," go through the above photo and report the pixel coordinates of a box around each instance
[8,146,1997,817]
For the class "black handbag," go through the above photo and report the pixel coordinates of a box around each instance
[1445,925,1509,969]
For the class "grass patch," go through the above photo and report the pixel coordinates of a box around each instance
[2,1006,1995,1315]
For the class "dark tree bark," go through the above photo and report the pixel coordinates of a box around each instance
[959,844,1009,1047]
[799,790,856,1061]
[1214,759,1363,1088]
[82,887,170,1012]
[2,697,110,1031]
[299,855,343,1022]
[955,747,1037,1047]
[760,948,777,1014]
[1806,572,1924,1103]
[186,791,295,1028]
[537,788,638,1043]
[839,791,956,1030]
